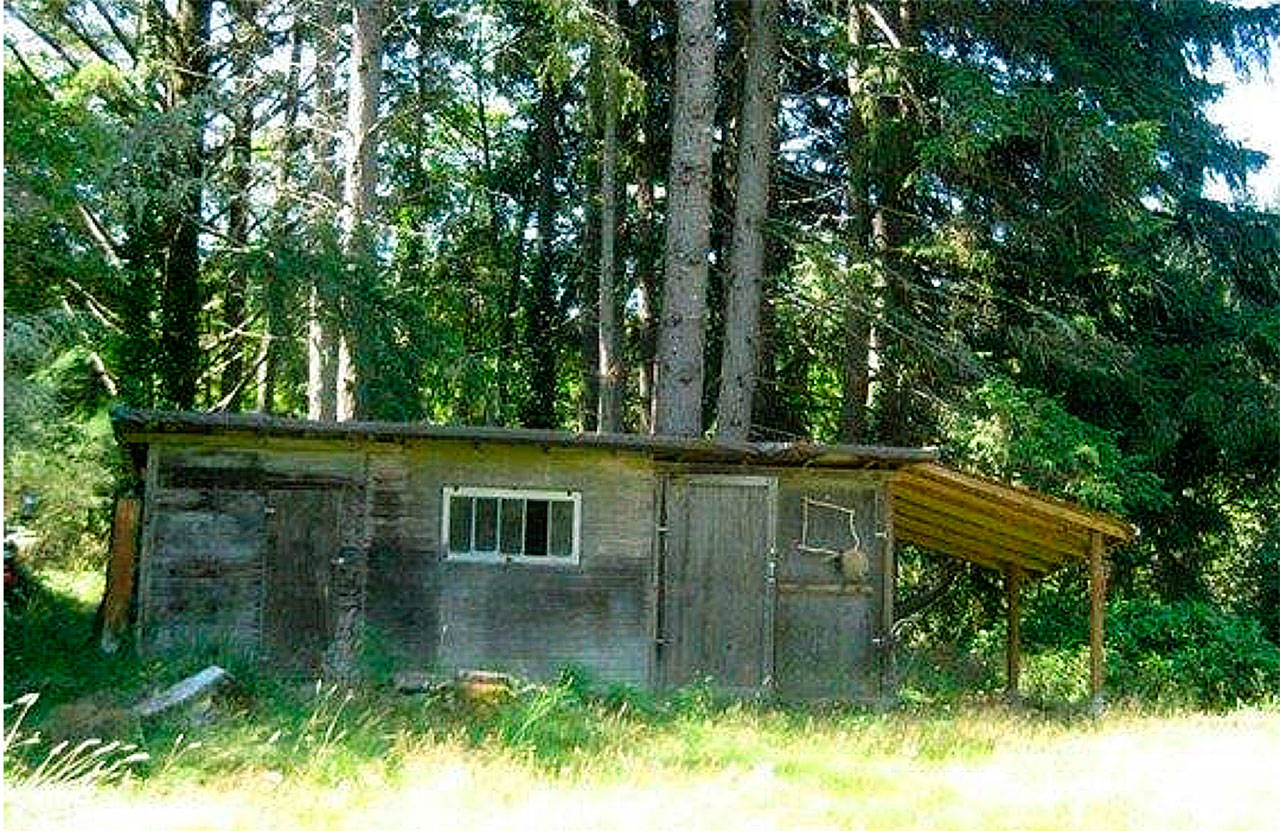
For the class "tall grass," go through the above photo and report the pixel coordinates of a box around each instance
[7,567,1278,792]
[4,693,149,786]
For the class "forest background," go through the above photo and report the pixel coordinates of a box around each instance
[5,0,1280,703]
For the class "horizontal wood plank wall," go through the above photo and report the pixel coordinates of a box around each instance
[137,436,657,683]
[365,446,440,665]
[403,442,657,685]
[772,470,885,700]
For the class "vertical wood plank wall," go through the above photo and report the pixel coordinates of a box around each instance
[660,476,774,692]
[771,470,886,701]
[138,441,365,656]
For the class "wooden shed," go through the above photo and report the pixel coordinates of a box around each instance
[111,409,1134,702]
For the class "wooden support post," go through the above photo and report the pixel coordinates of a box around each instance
[878,487,897,701]
[1089,531,1106,712]
[1005,564,1022,700]
[99,496,141,653]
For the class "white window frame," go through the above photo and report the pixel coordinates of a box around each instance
[441,486,582,565]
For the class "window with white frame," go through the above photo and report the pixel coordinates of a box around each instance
[443,486,581,563]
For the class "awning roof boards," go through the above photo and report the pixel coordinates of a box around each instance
[113,409,1136,575]
[891,463,1136,576]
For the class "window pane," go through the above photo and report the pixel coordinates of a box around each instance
[500,499,524,555]
[549,500,574,557]
[474,497,498,552]
[525,500,548,557]
[448,496,473,553]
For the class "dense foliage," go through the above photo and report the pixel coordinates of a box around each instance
[1107,599,1280,708]
[4,0,1279,690]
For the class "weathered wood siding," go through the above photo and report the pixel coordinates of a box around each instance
[262,489,339,672]
[772,470,887,700]
[135,431,889,698]
[137,436,657,685]
[388,442,657,684]
[659,476,775,692]
[138,441,366,660]
[364,446,439,666]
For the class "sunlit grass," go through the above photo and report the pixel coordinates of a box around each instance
[7,706,1279,831]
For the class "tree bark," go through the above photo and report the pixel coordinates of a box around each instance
[654,0,716,437]
[839,0,872,443]
[307,1,341,420]
[580,47,602,432]
[868,0,919,445]
[631,2,665,434]
[221,0,259,412]
[471,30,516,423]
[159,0,211,410]
[524,81,562,429]
[258,15,305,414]
[715,0,779,441]
[596,0,624,433]
[336,0,386,421]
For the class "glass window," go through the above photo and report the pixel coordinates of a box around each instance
[474,497,498,552]
[448,495,472,553]
[500,499,524,555]
[549,500,574,557]
[443,487,580,564]
[525,499,549,557]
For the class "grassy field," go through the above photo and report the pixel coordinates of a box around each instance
[6,571,1280,831]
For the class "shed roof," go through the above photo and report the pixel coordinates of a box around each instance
[110,408,937,468]
[112,408,1135,576]
[891,463,1135,576]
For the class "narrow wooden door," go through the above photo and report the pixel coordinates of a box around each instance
[263,489,341,672]
[660,476,776,691]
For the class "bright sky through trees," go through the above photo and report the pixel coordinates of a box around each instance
[1208,0,1280,202]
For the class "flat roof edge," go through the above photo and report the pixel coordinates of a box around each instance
[110,408,938,468]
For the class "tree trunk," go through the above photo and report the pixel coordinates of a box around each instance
[631,2,665,434]
[222,0,258,412]
[471,28,514,423]
[524,82,562,429]
[336,0,386,421]
[653,0,716,437]
[596,0,624,433]
[307,2,340,420]
[868,0,919,445]
[634,173,658,433]
[715,0,779,441]
[703,0,747,432]
[258,15,305,414]
[839,0,872,443]
[580,47,602,432]
[159,0,211,409]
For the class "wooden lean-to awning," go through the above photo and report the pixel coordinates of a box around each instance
[890,462,1136,705]
[890,462,1135,577]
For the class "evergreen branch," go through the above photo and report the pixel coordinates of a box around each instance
[84,0,138,62]
[4,39,54,98]
[4,3,83,70]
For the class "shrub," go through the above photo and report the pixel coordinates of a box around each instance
[1107,599,1280,708]
[1237,522,1280,646]
[1021,647,1090,703]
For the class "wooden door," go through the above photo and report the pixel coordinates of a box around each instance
[660,476,776,691]
[263,489,341,672]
